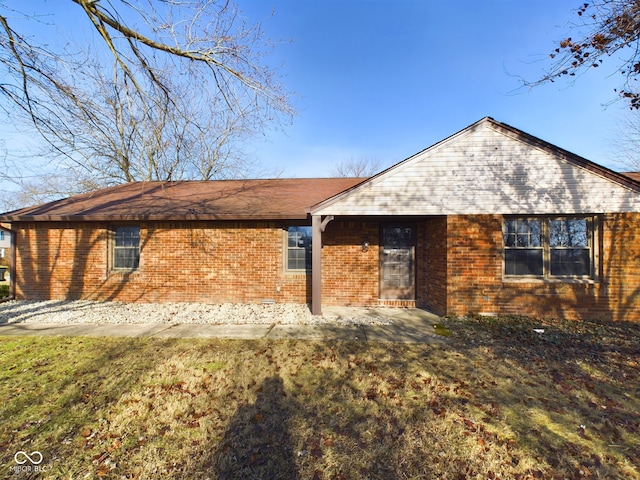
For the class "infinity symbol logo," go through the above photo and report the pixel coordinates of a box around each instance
[14,451,43,465]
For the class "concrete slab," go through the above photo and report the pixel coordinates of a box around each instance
[0,323,84,336]
[150,323,272,339]
[0,323,172,337]
[322,306,394,322]
[267,324,365,341]
[73,324,173,337]
[359,308,448,344]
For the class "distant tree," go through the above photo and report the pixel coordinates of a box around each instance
[332,156,382,178]
[611,110,640,170]
[0,0,292,205]
[534,1,640,108]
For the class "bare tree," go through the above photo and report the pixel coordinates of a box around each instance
[0,0,292,205]
[609,110,640,170]
[331,156,382,178]
[531,1,640,108]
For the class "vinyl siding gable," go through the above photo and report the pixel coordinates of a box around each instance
[311,119,640,216]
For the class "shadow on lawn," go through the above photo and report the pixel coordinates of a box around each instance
[444,316,640,476]
[210,375,299,480]
[0,336,181,479]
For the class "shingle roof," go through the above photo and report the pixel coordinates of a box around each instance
[0,178,365,222]
[623,172,640,182]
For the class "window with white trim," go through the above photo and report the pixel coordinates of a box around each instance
[503,217,593,279]
[286,226,312,271]
[112,226,140,270]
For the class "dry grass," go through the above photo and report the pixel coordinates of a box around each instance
[0,314,638,479]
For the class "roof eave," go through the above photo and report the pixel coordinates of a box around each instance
[0,213,310,222]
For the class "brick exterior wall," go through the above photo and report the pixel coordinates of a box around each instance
[12,214,640,321]
[321,220,379,306]
[420,217,448,315]
[14,221,310,304]
[444,214,640,322]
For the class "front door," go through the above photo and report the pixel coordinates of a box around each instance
[380,225,415,300]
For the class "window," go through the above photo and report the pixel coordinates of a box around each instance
[549,218,590,276]
[503,219,543,276]
[113,226,140,270]
[504,217,593,279]
[286,226,312,271]
[0,231,4,241]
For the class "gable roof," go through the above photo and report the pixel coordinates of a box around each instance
[0,178,364,222]
[311,117,640,216]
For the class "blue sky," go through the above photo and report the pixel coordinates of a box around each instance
[239,0,632,177]
[0,1,634,186]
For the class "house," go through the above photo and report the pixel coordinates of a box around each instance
[0,228,10,259]
[1,117,640,321]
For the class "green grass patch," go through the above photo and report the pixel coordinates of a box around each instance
[0,284,9,298]
[0,317,639,479]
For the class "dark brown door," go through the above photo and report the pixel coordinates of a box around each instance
[380,225,415,300]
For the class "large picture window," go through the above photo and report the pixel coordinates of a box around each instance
[286,226,312,271]
[113,226,140,270]
[504,217,593,279]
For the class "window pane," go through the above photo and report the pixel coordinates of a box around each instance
[550,219,587,247]
[504,219,541,247]
[115,226,140,247]
[114,247,139,269]
[524,220,541,247]
[505,249,543,276]
[288,227,311,247]
[288,232,299,248]
[503,220,517,247]
[551,249,590,276]
[287,226,312,271]
[287,252,298,271]
[383,227,413,248]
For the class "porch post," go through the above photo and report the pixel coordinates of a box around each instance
[311,215,334,315]
[311,215,322,315]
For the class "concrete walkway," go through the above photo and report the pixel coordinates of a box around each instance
[0,307,449,344]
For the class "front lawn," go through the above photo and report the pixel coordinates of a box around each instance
[0,315,638,479]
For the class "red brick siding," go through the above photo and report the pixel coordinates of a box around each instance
[14,221,310,304]
[599,213,640,321]
[13,214,640,321]
[15,222,107,300]
[420,217,448,315]
[445,214,640,322]
[321,220,379,306]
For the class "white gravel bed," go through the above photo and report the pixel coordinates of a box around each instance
[0,300,393,326]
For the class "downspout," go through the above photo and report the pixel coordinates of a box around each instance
[311,215,334,316]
